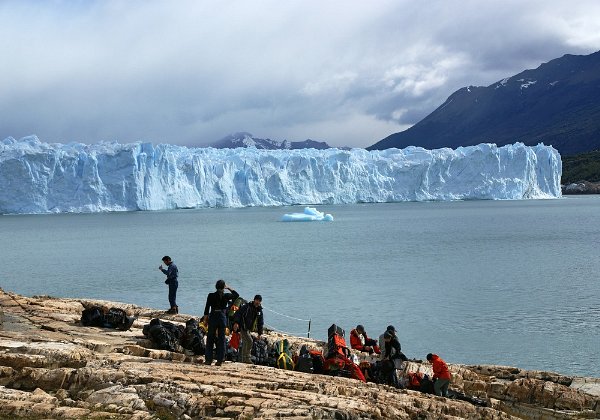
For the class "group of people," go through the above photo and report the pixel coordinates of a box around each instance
[350,324,451,397]
[158,257,264,366]
[158,256,451,397]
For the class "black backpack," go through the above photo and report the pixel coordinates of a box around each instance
[143,318,184,352]
[182,319,206,355]
[419,374,435,394]
[251,337,270,365]
[295,345,314,373]
[104,308,135,330]
[296,354,314,373]
[81,306,105,327]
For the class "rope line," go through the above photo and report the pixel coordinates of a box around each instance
[265,323,309,337]
[262,305,311,322]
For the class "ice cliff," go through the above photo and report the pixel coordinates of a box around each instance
[0,136,562,214]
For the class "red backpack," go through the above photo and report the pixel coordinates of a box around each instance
[327,334,351,359]
[407,372,424,390]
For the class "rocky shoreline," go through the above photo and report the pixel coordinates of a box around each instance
[561,181,600,194]
[0,289,598,419]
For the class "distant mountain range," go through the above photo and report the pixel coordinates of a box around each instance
[369,50,600,156]
[209,132,333,150]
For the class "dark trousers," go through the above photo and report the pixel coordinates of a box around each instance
[168,281,178,308]
[205,311,227,362]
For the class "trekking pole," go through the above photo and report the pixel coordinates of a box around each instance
[307,318,311,338]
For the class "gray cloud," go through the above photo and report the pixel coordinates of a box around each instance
[1,0,599,148]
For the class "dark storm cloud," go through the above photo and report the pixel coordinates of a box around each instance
[1,0,599,148]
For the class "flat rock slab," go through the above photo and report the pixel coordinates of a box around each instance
[0,288,598,419]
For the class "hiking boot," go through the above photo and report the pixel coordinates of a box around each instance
[215,361,223,366]
[203,360,212,365]
[174,306,179,314]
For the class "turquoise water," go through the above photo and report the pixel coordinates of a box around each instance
[2,197,599,377]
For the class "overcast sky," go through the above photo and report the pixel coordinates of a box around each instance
[1,0,599,148]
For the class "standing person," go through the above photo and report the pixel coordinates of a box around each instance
[426,353,452,397]
[232,294,264,364]
[202,280,239,366]
[158,256,178,314]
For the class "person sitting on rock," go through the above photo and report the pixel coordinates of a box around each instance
[232,294,264,364]
[379,331,400,387]
[426,353,452,397]
[379,325,408,367]
[350,324,381,354]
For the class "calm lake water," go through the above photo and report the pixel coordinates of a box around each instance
[2,197,599,377]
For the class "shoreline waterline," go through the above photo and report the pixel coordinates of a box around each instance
[2,198,599,378]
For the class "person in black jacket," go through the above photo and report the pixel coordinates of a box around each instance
[383,325,408,366]
[233,294,264,364]
[158,256,179,314]
[202,280,238,366]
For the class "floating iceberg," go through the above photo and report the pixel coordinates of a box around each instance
[0,136,562,214]
[282,207,334,222]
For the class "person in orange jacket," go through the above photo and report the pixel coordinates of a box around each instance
[426,353,452,397]
[350,325,381,354]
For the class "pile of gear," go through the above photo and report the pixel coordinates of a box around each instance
[80,305,136,331]
[80,305,487,407]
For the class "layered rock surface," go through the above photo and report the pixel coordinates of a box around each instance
[0,289,597,419]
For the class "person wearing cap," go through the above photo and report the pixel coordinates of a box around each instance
[379,325,407,366]
[379,331,400,386]
[202,280,239,366]
[426,353,452,397]
[233,294,264,364]
[350,325,381,354]
[378,325,395,357]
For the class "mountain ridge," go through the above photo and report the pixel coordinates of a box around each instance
[369,50,600,156]
[208,132,333,150]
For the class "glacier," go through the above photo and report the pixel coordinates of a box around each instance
[0,136,562,214]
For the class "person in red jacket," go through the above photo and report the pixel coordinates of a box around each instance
[350,325,381,354]
[426,353,452,397]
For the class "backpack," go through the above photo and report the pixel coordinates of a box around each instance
[181,318,206,355]
[251,337,270,365]
[295,346,313,373]
[104,308,135,330]
[81,306,105,327]
[309,349,325,374]
[227,297,247,325]
[406,371,424,390]
[448,390,489,407]
[324,353,366,382]
[327,334,350,359]
[419,374,435,394]
[296,354,313,373]
[273,339,294,370]
[143,318,184,352]
[328,324,344,338]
